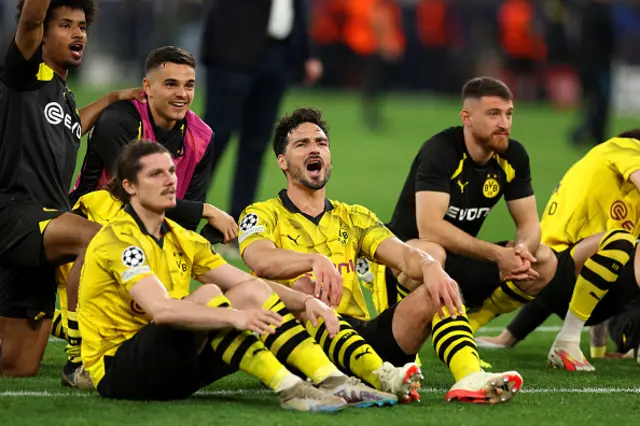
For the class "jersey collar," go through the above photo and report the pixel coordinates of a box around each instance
[124,203,171,248]
[278,189,334,226]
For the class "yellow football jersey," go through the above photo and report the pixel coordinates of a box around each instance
[79,204,226,386]
[541,137,640,251]
[56,190,125,312]
[238,190,395,320]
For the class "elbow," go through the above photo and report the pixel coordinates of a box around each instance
[249,260,274,279]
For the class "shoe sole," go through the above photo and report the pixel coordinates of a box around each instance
[350,398,397,408]
[282,402,347,413]
[548,349,595,372]
[445,372,523,404]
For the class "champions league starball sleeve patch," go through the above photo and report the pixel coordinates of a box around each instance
[120,246,151,282]
[238,212,265,243]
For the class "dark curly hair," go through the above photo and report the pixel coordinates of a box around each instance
[273,107,330,157]
[17,0,98,31]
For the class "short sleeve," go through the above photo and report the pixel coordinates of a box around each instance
[192,233,228,277]
[414,140,458,193]
[503,142,534,201]
[0,37,45,91]
[350,205,395,260]
[608,139,640,181]
[93,227,155,291]
[237,203,278,253]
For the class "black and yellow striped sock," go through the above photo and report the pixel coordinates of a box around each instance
[51,309,67,340]
[207,295,289,391]
[396,283,410,301]
[260,293,338,384]
[306,314,384,389]
[468,280,534,334]
[569,230,636,321]
[432,306,481,382]
[66,311,82,364]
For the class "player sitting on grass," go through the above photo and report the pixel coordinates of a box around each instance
[78,140,399,409]
[238,107,523,404]
[476,130,640,370]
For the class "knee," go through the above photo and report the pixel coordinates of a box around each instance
[189,284,224,306]
[0,355,40,377]
[227,279,274,309]
[533,244,557,285]
[291,276,315,295]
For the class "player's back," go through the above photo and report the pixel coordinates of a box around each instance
[0,40,82,211]
[541,137,640,250]
[239,191,394,320]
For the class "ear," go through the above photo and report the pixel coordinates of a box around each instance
[277,154,288,173]
[460,108,471,126]
[142,77,152,96]
[122,179,137,197]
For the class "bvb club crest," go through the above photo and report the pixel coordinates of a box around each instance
[338,228,349,246]
[483,174,500,198]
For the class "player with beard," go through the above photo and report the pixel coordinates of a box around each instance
[238,108,524,405]
[382,77,556,335]
[0,0,144,379]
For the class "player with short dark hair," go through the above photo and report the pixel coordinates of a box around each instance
[239,107,524,405]
[383,76,556,335]
[79,140,399,409]
[0,0,144,378]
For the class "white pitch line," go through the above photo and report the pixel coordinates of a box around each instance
[3,387,640,398]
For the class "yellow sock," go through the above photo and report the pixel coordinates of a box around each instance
[569,229,635,321]
[207,295,290,391]
[51,309,67,340]
[468,281,533,333]
[306,314,384,389]
[66,310,82,364]
[432,306,481,382]
[259,293,338,384]
[396,283,410,301]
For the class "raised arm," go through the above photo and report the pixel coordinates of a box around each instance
[14,0,50,60]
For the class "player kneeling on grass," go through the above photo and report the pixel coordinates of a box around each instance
[78,141,399,410]
[238,107,523,404]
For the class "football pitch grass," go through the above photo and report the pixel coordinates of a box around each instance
[2,88,640,424]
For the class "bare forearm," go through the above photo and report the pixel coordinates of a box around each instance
[19,0,50,26]
[398,246,437,282]
[421,220,501,262]
[515,223,541,254]
[154,299,235,331]
[79,92,119,135]
[247,247,316,280]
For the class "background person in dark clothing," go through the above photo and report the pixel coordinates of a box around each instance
[200,0,323,256]
[570,0,615,147]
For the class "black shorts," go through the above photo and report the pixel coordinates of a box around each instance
[0,264,56,320]
[443,241,508,309]
[608,300,640,355]
[97,323,234,401]
[535,248,640,326]
[0,199,63,268]
[342,303,414,367]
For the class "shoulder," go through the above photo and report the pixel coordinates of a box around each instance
[418,126,464,158]
[243,198,283,216]
[89,214,141,253]
[96,101,140,127]
[186,110,213,139]
[332,201,380,223]
[503,138,529,161]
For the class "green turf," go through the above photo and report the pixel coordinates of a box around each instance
[2,88,639,424]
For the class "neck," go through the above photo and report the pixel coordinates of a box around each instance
[43,55,68,81]
[463,126,493,165]
[149,101,177,130]
[130,199,165,239]
[286,182,326,216]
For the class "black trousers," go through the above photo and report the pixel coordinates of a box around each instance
[204,41,290,220]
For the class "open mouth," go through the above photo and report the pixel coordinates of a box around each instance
[305,158,323,176]
[169,101,187,109]
[69,42,84,59]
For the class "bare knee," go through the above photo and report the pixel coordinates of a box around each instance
[0,356,40,377]
[292,276,314,295]
[519,244,557,295]
[187,284,223,306]
[225,279,273,310]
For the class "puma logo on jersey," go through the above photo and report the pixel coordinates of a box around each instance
[457,180,469,193]
[287,234,301,245]
[446,206,491,221]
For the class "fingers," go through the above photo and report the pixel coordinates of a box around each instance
[450,279,464,316]
[322,310,340,339]
[329,273,343,308]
